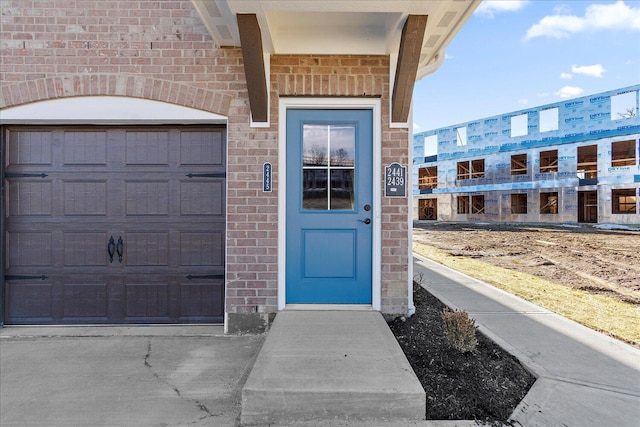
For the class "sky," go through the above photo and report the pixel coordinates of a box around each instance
[412,0,640,155]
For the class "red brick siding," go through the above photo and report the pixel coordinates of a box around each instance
[270,55,410,315]
[225,122,279,315]
[0,2,410,319]
[0,0,239,113]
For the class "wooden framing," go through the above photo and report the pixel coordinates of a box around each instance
[418,198,437,220]
[539,149,558,173]
[457,161,470,180]
[577,145,598,178]
[237,14,268,123]
[611,139,637,167]
[578,191,598,223]
[540,192,559,214]
[457,195,470,214]
[471,159,485,178]
[471,195,485,214]
[612,189,637,214]
[511,193,527,214]
[418,166,437,189]
[511,153,527,175]
[392,15,427,123]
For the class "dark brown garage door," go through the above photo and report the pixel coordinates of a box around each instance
[3,127,225,324]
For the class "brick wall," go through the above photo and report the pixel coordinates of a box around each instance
[270,55,410,317]
[1,1,411,330]
[0,0,239,112]
[225,55,411,330]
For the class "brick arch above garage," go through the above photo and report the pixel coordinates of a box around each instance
[0,74,234,117]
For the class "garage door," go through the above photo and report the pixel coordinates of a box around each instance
[3,127,225,324]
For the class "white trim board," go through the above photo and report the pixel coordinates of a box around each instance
[277,97,382,311]
[0,96,227,125]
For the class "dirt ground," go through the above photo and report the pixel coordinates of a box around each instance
[413,221,640,305]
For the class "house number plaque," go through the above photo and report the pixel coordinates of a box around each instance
[385,162,406,197]
[263,162,272,192]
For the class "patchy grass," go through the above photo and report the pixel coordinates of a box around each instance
[414,242,640,347]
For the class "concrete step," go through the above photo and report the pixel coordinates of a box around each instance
[241,310,425,426]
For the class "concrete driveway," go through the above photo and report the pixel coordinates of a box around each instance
[0,326,264,427]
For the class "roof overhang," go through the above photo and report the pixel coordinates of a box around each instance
[191,0,479,125]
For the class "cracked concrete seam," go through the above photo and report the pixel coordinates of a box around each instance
[142,338,219,420]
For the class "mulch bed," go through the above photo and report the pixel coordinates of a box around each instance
[388,284,536,422]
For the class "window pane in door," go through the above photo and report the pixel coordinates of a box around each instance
[303,125,329,166]
[303,169,328,210]
[330,169,354,210]
[329,125,355,166]
[302,122,356,211]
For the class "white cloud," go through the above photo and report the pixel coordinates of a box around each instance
[526,14,585,39]
[556,86,584,98]
[413,122,421,130]
[518,98,529,105]
[525,1,640,40]
[571,64,606,77]
[476,0,529,18]
[552,4,572,15]
[560,72,573,79]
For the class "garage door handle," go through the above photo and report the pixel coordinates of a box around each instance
[107,236,116,263]
[116,236,124,263]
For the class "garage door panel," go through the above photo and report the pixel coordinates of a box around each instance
[7,181,53,216]
[180,131,224,166]
[180,181,224,216]
[63,181,107,215]
[125,232,170,266]
[62,283,108,319]
[8,131,53,166]
[179,282,224,319]
[125,181,170,215]
[63,232,108,266]
[62,131,108,165]
[6,282,54,321]
[125,283,170,319]
[180,232,224,266]
[125,131,169,165]
[7,232,53,267]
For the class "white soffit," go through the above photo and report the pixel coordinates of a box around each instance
[0,97,227,124]
[192,0,480,80]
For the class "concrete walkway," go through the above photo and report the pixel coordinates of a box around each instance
[241,310,425,425]
[414,253,640,427]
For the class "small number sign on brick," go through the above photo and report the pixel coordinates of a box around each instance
[385,162,406,197]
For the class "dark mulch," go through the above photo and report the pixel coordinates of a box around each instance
[389,284,536,422]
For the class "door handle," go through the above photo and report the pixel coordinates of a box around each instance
[107,236,116,263]
[116,236,124,263]
[359,218,371,225]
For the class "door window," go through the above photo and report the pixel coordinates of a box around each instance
[302,124,355,210]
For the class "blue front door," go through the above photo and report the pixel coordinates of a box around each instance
[286,109,373,304]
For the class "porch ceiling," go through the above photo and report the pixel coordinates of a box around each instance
[191,0,479,80]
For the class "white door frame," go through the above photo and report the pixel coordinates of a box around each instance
[277,98,382,311]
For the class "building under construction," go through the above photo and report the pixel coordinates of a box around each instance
[412,84,640,225]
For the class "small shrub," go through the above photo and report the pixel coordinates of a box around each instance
[441,308,478,353]
[413,272,424,285]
